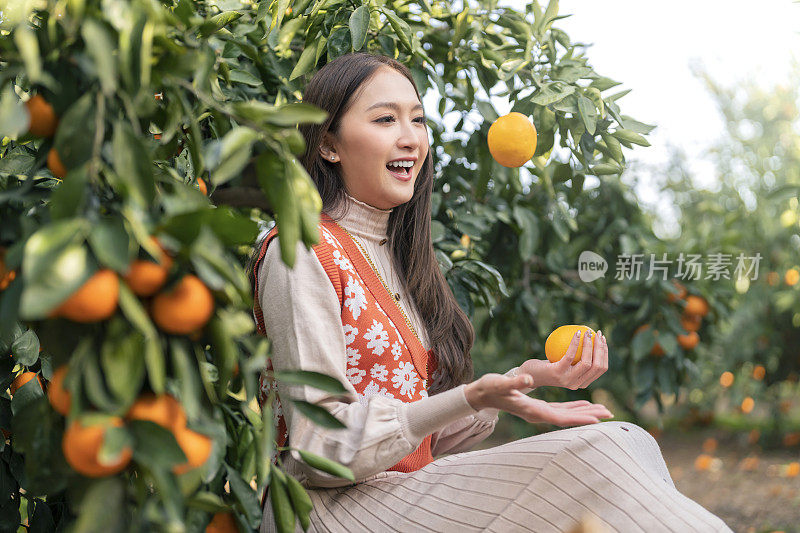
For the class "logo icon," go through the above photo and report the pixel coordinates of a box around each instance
[578,251,607,282]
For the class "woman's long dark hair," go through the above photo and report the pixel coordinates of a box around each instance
[247,52,474,396]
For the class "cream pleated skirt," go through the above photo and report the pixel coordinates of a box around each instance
[260,421,733,532]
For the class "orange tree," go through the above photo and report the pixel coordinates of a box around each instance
[641,67,800,443]
[0,0,675,530]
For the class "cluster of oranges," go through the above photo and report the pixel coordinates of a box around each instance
[8,369,212,478]
[767,268,800,287]
[49,237,215,335]
[634,281,709,357]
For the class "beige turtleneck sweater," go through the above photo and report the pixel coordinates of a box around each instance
[257,191,527,488]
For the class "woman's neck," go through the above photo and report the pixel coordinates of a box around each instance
[333,191,392,242]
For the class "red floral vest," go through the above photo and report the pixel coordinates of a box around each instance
[253,213,438,482]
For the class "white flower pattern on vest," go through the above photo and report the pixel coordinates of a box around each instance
[364,319,390,355]
[343,324,358,345]
[344,274,367,319]
[370,363,389,382]
[392,361,419,398]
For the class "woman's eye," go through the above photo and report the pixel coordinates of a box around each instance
[376,116,427,124]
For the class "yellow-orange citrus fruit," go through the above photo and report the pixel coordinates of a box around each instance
[666,280,687,303]
[739,456,759,471]
[719,371,734,387]
[783,432,800,447]
[694,454,713,471]
[25,95,58,138]
[206,512,238,533]
[752,365,766,381]
[124,260,169,297]
[123,239,173,298]
[677,331,699,350]
[172,426,213,475]
[62,417,133,477]
[767,271,779,286]
[634,324,665,356]
[47,365,72,416]
[702,438,718,453]
[52,269,120,323]
[0,248,16,291]
[741,396,755,414]
[786,462,800,478]
[10,372,43,395]
[197,178,208,195]
[683,295,709,317]
[680,313,702,333]
[47,148,67,178]
[487,112,537,168]
[785,268,799,286]
[544,325,595,365]
[126,393,187,432]
[151,275,214,335]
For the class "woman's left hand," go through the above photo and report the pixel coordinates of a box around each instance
[518,330,608,390]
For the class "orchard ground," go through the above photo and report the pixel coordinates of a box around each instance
[476,391,800,533]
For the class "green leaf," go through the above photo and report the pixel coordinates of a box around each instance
[19,219,93,320]
[611,128,650,147]
[11,330,39,367]
[0,86,29,138]
[269,468,297,533]
[72,478,125,533]
[226,464,263,525]
[10,376,44,415]
[256,152,299,267]
[128,420,186,470]
[295,449,355,481]
[289,43,319,81]
[531,83,575,106]
[590,162,621,176]
[285,474,312,530]
[204,127,259,186]
[577,95,597,135]
[82,20,118,95]
[349,5,370,51]
[198,11,244,38]
[111,121,157,206]
[100,330,146,405]
[290,399,346,429]
[271,370,347,394]
[14,24,41,82]
[88,217,132,272]
[382,8,412,52]
[53,93,97,171]
[512,205,539,261]
[327,26,352,60]
[232,101,327,127]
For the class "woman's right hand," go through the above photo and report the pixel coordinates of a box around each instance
[464,373,614,427]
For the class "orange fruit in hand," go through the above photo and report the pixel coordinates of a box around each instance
[25,95,58,138]
[47,148,67,178]
[62,417,133,477]
[206,512,238,533]
[123,238,174,297]
[47,365,72,416]
[151,275,214,335]
[126,393,187,432]
[10,372,43,395]
[680,313,702,333]
[677,331,699,350]
[683,295,709,317]
[197,178,208,195]
[172,426,213,475]
[487,112,537,167]
[785,268,799,286]
[51,269,120,322]
[634,324,665,356]
[544,325,595,365]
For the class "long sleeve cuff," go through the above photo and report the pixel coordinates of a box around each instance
[399,384,479,443]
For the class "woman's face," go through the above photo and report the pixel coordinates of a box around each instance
[321,67,429,210]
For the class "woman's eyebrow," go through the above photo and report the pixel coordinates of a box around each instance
[366,101,424,112]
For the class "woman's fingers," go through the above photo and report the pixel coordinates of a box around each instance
[560,330,582,366]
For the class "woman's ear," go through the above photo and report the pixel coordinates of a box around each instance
[319,133,339,162]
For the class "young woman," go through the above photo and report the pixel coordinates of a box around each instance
[251,52,732,532]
